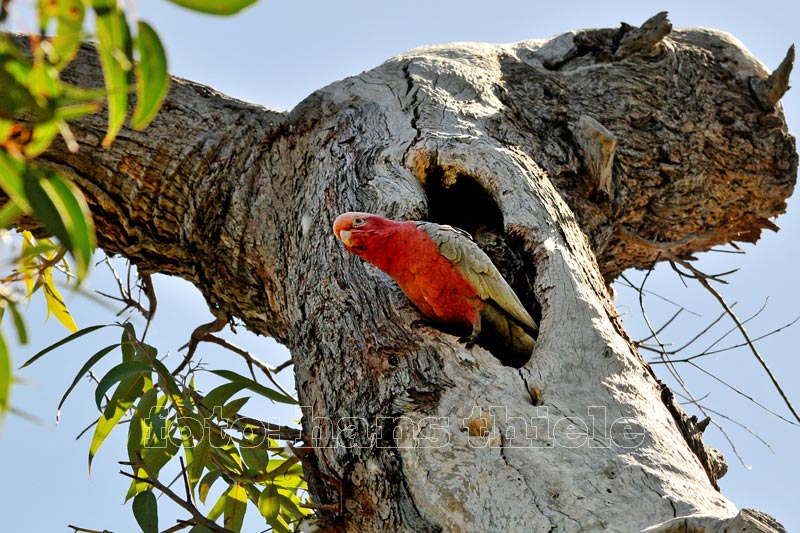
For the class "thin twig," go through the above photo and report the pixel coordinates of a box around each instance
[678,391,711,404]
[139,272,157,340]
[666,252,800,425]
[618,273,701,317]
[636,308,684,344]
[179,456,194,506]
[273,358,294,373]
[668,260,738,283]
[641,300,763,358]
[673,391,773,452]
[202,334,296,401]
[173,316,228,375]
[99,256,152,318]
[634,262,685,388]
[87,370,111,410]
[1,248,68,284]
[67,526,112,533]
[697,299,767,356]
[75,418,99,441]
[175,316,296,401]
[670,306,733,355]
[659,313,800,363]
[631,260,749,467]
[160,522,194,533]
[686,361,799,427]
[120,453,234,533]
[708,246,746,254]
[287,441,343,495]
[673,390,771,456]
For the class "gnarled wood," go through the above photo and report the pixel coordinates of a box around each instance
[8,12,796,532]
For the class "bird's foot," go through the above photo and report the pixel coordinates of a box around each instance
[458,334,478,349]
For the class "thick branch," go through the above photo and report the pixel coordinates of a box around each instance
[22,38,294,338]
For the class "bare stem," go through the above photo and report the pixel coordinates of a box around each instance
[119,453,234,533]
[666,252,800,425]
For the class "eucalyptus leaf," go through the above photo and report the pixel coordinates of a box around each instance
[132,490,158,533]
[166,0,257,16]
[132,22,169,130]
[20,324,107,368]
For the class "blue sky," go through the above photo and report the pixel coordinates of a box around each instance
[2,1,799,531]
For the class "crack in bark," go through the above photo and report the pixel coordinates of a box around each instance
[639,470,678,519]
[401,62,424,167]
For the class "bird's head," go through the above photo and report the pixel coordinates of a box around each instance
[333,211,390,253]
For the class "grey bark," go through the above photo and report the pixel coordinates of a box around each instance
[11,12,797,532]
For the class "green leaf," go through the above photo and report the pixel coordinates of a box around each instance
[50,0,86,69]
[273,465,305,488]
[277,488,309,521]
[94,360,151,409]
[132,490,158,533]
[203,381,248,411]
[270,515,293,533]
[150,357,182,398]
[242,483,261,506]
[166,0,258,16]
[57,343,120,419]
[89,373,145,469]
[139,395,171,454]
[6,301,28,345]
[55,102,101,121]
[121,322,136,362]
[209,370,296,404]
[0,150,31,213]
[128,386,159,453]
[257,484,280,523]
[0,199,24,229]
[0,40,45,118]
[0,332,10,416]
[220,395,249,420]
[131,22,168,130]
[206,486,227,521]
[59,82,106,104]
[37,0,61,31]
[198,470,221,505]
[126,419,180,501]
[22,166,96,279]
[24,121,59,157]
[185,418,211,493]
[209,442,244,474]
[28,59,62,101]
[92,2,131,147]
[265,456,300,482]
[23,167,71,248]
[20,324,108,368]
[240,435,269,473]
[0,119,13,142]
[224,483,247,533]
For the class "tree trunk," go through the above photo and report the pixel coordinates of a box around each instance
[18,12,797,532]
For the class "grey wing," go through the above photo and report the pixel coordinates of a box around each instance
[416,221,538,332]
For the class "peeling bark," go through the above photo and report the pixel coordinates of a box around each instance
[8,12,797,532]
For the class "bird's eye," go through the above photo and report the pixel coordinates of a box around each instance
[352,217,366,227]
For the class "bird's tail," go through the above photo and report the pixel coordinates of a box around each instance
[479,302,536,367]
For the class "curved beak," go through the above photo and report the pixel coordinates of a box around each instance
[338,229,353,247]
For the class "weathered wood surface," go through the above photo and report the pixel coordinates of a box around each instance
[12,11,796,532]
